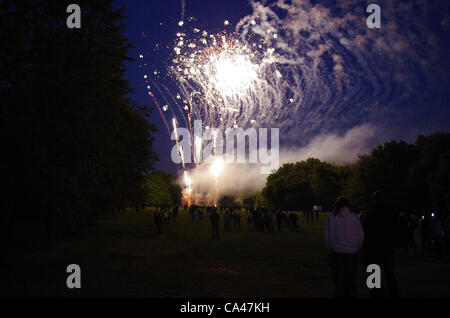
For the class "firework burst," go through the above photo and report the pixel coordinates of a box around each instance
[141,17,296,205]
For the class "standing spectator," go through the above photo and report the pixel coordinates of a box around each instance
[172,206,178,222]
[443,213,450,256]
[247,213,253,231]
[154,211,163,235]
[286,212,292,229]
[408,213,418,251]
[421,214,433,256]
[432,215,445,257]
[359,209,367,224]
[193,207,198,221]
[289,213,296,231]
[360,191,398,298]
[267,210,275,233]
[233,211,238,228]
[236,212,241,228]
[306,209,311,223]
[224,209,232,232]
[210,209,220,239]
[324,197,364,298]
[276,211,283,231]
[397,212,410,250]
[265,210,271,233]
[294,214,300,232]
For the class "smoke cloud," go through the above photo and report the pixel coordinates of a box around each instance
[179,123,378,199]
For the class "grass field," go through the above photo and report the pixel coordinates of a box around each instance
[2,209,449,298]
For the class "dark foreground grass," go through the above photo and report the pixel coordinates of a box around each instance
[2,209,449,297]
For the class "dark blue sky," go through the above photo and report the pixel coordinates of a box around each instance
[117,0,450,174]
[117,0,254,172]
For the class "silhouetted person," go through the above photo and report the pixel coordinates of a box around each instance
[224,209,232,232]
[432,215,445,257]
[360,191,398,298]
[324,197,364,298]
[172,206,178,222]
[420,214,433,255]
[210,210,220,239]
[154,211,162,235]
[286,212,291,229]
[289,213,296,231]
[444,213,450,257]
[233,212,238,228]
[308,209,314,222]
[193,207,198,221]
[408,213,418,251]
[294,214,300,232]
[247,214,253,231]
[359,209,367,224]
[282,212,287,227]
[164,207,171,224]
[276,211,283,231]
[397,212,410,250]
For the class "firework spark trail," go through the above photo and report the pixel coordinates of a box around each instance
[148,91,171,136]
[210,157,224,206]
[230,0,448,141]
[147,0,448,147]
[180,0,186,23]
[151,80,185,128]
[172,35,265,131]
[169,25,323,137]
[194,136,202,167]
[183,170,191,206]
[160,83,188,127]
[213,130,217,156]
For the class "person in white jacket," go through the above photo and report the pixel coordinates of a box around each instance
[324,197,364,298]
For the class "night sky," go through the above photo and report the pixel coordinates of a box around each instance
[116,0,450,174]
[116,0,253,173]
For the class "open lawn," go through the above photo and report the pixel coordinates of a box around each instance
[2,209,449,297]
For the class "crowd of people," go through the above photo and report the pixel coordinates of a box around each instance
[152,205,178,235]
[150,194,449,298]
[247,208,302,233]
[358,205,449,258]
[152,204,311,238]
[190,205,306,236]
[324,191,450,298]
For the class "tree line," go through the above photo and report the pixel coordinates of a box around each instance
[250,132,450,214]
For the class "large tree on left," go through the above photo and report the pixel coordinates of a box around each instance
[0,0,158,244]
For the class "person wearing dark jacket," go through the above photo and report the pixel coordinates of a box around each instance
[360,191,398,298]
[210,209,220,239]
[154,211,163,235]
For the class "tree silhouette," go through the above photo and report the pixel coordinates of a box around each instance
[1,0,158,244]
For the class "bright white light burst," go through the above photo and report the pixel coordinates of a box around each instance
[209,53,258,96]
[210,157,224,177]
